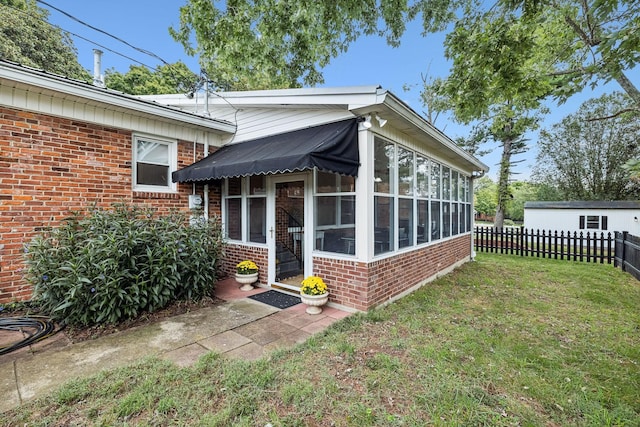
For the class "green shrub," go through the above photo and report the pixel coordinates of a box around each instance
[24,203,224,326]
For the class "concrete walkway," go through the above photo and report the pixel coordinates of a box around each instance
[0,279,351,413]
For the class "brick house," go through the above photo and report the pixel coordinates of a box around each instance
[1,60,489,311]
[0,60,234,302]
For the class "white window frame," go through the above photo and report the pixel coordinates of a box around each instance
[132,134,177,193]
[372,136,473,257]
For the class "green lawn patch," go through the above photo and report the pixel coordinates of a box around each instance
[6,253,639,426]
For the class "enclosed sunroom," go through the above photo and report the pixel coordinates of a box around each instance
[163,86,488,311]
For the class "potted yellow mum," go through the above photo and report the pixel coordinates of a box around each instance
[300,276,329,314]
[235,260,259,291]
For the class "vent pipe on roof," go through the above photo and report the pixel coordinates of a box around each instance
[92,49,105,88]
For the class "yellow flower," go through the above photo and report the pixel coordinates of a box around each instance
[236,260,258,274]
[300,276,328,295]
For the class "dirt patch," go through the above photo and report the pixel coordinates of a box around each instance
[1,296,222,344]
[65,296,222,343]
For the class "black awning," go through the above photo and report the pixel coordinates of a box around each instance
[172,119,360,182]
[172,119,359,182]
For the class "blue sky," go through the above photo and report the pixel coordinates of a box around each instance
[40,0,635,180]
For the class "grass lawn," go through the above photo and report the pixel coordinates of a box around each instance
[5,253,639,426]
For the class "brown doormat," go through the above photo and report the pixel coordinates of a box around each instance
[248,290,301,309]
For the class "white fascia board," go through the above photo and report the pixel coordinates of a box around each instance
[0,62,236,134]
[143,85,382,109]
[142,84,487,174]
[354,90,489,173]
[386,93,488,172]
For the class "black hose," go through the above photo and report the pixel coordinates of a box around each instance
[0,316,61,356]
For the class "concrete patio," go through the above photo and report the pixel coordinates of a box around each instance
[0,278,351,413]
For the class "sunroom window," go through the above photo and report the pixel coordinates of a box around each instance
[398,147,414,248]
[451,171,459,236]
[374,139,395,255]
[430,162,441,240]
[225,178,242,240]
[372,137,473,255]
[442,167,451,238]
[223,176,266,243]
[314,171,356,254]
[416,155,430,244]
[248,176,267,243]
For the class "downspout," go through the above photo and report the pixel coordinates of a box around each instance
[204,131,209,220]
[470,170,486,261]
[192,141,197,196]
[202,77,211,220]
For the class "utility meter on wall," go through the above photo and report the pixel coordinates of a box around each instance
[188,194,203,209]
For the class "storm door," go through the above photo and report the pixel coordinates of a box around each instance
[269,176,309,292]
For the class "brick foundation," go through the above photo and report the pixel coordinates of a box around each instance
[222,244,269,286]
[222,234,471,311]
[313,235,470,310]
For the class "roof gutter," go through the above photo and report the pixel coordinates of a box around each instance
[0,60,236,134]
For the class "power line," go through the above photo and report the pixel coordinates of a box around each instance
[56,26,160,72]
[2,1,239,126]
[34,3,240,117]
[35,0,170,66]
[33,1,209,95]
[1,2,162,72]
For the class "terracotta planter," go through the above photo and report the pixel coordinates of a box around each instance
[300,292,329,314]
[235,272,258,291]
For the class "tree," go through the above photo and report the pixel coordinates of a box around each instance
[492,0,640,180]
[426,0,638,226]
[105,62,200,95]
[429,8,553,228]
[169,0,460,90]
[0,0,89,80]
[165,0,638,101]
[506,0,640,110]
[166,0,638,184]
[532,93,640,200]
[504,181,540,222]
[474,176,498,218]
[534,182,563,201]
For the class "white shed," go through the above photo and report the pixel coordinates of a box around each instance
[523,201,640,235]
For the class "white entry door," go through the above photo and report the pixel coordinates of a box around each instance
[267,174,310,292]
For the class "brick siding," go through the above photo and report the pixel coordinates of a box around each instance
[313,234,471,310]
[222,243,269,285]
[0,107,212,302]
[0,105,473,308]
[222,234,471,311]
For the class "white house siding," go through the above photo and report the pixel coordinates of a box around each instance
[523,201,640,235]
[220,108,354,143]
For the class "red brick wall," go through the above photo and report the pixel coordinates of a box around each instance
[208,180,223,217]
[221,235,470,311]
[311,257,370,311]
[0,107,214,302]
[223,243,269,285]
[313,234,471,310]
